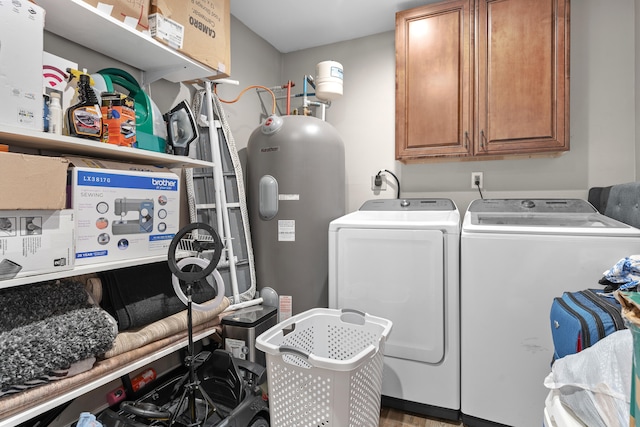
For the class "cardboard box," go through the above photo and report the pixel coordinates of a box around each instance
[149,0,230,78]
[0,209,75,281]
[0,0,44,131]
[80,0,151,33]
[0,152,69,210]
[67,157,180,265]
[101,92,136,147]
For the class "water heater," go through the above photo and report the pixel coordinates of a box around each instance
[247,115,345,315]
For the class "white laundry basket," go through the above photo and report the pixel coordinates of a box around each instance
[255,308,392,427]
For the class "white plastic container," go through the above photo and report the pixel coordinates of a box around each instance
[256,308,392,427]
[48,92,63,135]
[315,60,343,101]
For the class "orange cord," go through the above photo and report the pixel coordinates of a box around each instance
[215,84,277,115]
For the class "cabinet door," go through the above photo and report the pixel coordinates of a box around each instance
[396,0,473,161]
[476,0,569,155]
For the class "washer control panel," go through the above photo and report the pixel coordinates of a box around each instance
[467,198,596,213]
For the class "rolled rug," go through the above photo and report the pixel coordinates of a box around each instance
[0,280,92,333]
[0,306,117,392]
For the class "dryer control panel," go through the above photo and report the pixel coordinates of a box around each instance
[360,198,456,211]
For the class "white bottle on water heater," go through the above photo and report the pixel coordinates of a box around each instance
[48,92,63,135]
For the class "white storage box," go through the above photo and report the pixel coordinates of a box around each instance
[0,210,74,281]
[68,157,180,265]
[255,308,392,427]
[0,0,45,131]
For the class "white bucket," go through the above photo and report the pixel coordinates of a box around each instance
[315,60,343,101]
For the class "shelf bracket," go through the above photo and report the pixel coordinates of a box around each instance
[142,66,188,86]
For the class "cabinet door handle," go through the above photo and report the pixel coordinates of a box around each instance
[480,130,486,150]
[464,131,469,149]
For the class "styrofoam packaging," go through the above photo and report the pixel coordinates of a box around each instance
[68,158,180,265]
[0,1,44,131]
[0,210,75,281]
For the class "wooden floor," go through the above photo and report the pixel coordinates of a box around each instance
[379,407,463,427]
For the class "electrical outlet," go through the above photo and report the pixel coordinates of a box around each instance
[372,175,387,191]
[471,172,483,189]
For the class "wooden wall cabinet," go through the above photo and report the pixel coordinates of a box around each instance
[396,0,570,162]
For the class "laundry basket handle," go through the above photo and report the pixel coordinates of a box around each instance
[340,308,367,325]
[279,345,310,359]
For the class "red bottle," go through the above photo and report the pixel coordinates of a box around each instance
[131,368,156,392]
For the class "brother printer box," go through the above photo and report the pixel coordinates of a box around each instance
[0,209,75,281]
[67,157,180,265]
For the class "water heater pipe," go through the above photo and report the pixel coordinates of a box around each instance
[283,80,294,115]
[303,75,315,109]
[213,78,240,86]
[204,80,241,302]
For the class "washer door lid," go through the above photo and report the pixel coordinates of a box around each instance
[333,227,445,363]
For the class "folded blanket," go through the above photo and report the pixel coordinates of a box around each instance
[0,307,117,392]
[100,262,219,331]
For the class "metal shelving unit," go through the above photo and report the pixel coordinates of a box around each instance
[0,125,213,168]
[35,0,221,85]
[0,0,225,423]
[0,255,166,290]
[0,327,217,427]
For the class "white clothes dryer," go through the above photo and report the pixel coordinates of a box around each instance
[460,199,640,427]
[329,198,460,420]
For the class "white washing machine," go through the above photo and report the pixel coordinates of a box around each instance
[460,199,640,427]
[329,198,460,420]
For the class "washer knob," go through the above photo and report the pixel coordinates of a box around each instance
[400,199,410,208]
[521,200,535,209]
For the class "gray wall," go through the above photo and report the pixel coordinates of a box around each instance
[637,0,640,178]
[224,0,637,215]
